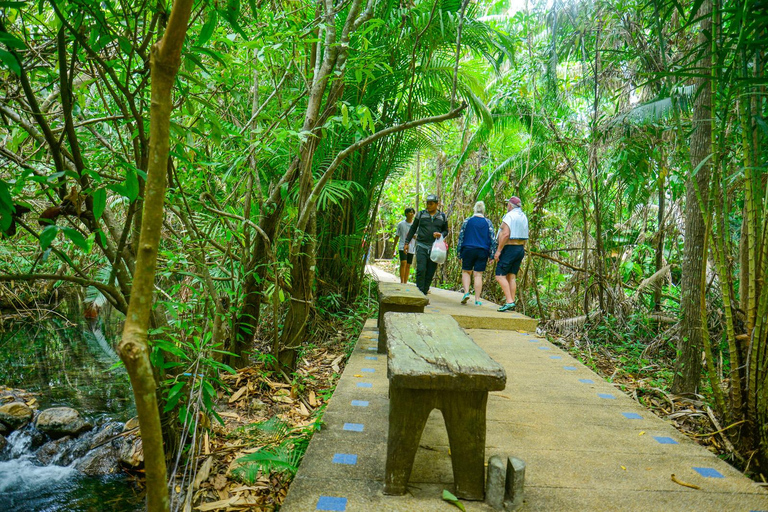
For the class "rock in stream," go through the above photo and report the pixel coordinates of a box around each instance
[35,407,93,439]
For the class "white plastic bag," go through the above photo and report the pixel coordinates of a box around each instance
[430,235,447,264]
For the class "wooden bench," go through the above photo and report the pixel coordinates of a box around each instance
[377,281,429,354]
[384,312,506,500]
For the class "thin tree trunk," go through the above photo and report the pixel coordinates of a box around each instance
[116,1,193,511]
[654,167,666,312]
[672,0,712,395]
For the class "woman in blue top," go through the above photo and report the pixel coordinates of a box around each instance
[456,201,497,305]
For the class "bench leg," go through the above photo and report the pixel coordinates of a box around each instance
[441,391,488,500]
[384,388,433,495]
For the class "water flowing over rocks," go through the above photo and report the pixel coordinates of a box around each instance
[0,402,33,430]
[0,403,140,479]
[35,406,93,439]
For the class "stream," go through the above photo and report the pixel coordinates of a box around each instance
[0,316,144,511]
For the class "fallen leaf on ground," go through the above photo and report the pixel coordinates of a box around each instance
[671,474,700,489]
[211,474,228,491]
[193,457,213,491]
[441,489,466,511]
[229,386,248,404]
[195,497,236,511]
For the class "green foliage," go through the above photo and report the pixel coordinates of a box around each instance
[231,416,322,481]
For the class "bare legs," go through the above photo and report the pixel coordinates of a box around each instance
[462,270,485,303]
[399,260,411,284]
[495,273,517,304]
[474,272,484,303]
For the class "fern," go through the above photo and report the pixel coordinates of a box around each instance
[232,439,306,481]
[230,416,316,482]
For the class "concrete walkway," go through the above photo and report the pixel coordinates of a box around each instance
[281,268,768,511]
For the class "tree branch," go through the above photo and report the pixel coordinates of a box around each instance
[295,104,467,235]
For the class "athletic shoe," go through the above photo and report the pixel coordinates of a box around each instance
[474,301,482,306]
[497,302,515,312]
[461,292,471,304]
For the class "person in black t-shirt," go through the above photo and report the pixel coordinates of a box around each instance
[403,194,449,295]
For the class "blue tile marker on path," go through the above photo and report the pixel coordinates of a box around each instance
[579,379,594,384]
[351,400,369,407]
[364,356,377,360]
[693,467,724,478]
[563,366,577,371]
[622,412,642,419]
[550,356,562,360]
[332,453,358,465]
[538,346,550,350]
[356,382,372,388]
[597,393,615,399]
[653,436,678,445]
[361,368,375,373]
[316,496,347,511]
[343,423,364,432]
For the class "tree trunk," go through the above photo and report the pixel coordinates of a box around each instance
[672,0,712,395]
[653,168,666,311]
[116,2,193,511]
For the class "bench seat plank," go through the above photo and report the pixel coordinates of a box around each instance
[385,313,506,391]
[378,282,430,307]
[377,282,429,353]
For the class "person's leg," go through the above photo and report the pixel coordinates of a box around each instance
[398,250,406,283]
[404,253,414,283]
[474,272,484,303]
[415,246,429,294]
[424,255,438,292]
[462,270,471,294]
[506,246,524,306]
[508,273,517,304]
[473,251,488,303]
[495,274,513,303]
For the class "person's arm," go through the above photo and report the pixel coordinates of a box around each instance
[487,218,497,256]
[457,219,468,257]
[404,214,419,249]
[440,214,449,239]
[495,222,510,261]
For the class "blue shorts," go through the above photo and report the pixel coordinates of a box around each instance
[496,245,525,276]
[461,247,489,272]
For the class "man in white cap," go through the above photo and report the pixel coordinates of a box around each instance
[494,196,528,312]
[404,194,449,295]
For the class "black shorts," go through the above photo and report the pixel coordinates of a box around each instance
[496,245,525,276]
[398,250,414,264]
[461,247,489,272]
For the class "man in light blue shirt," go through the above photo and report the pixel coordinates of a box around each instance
[493,196,528,312]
